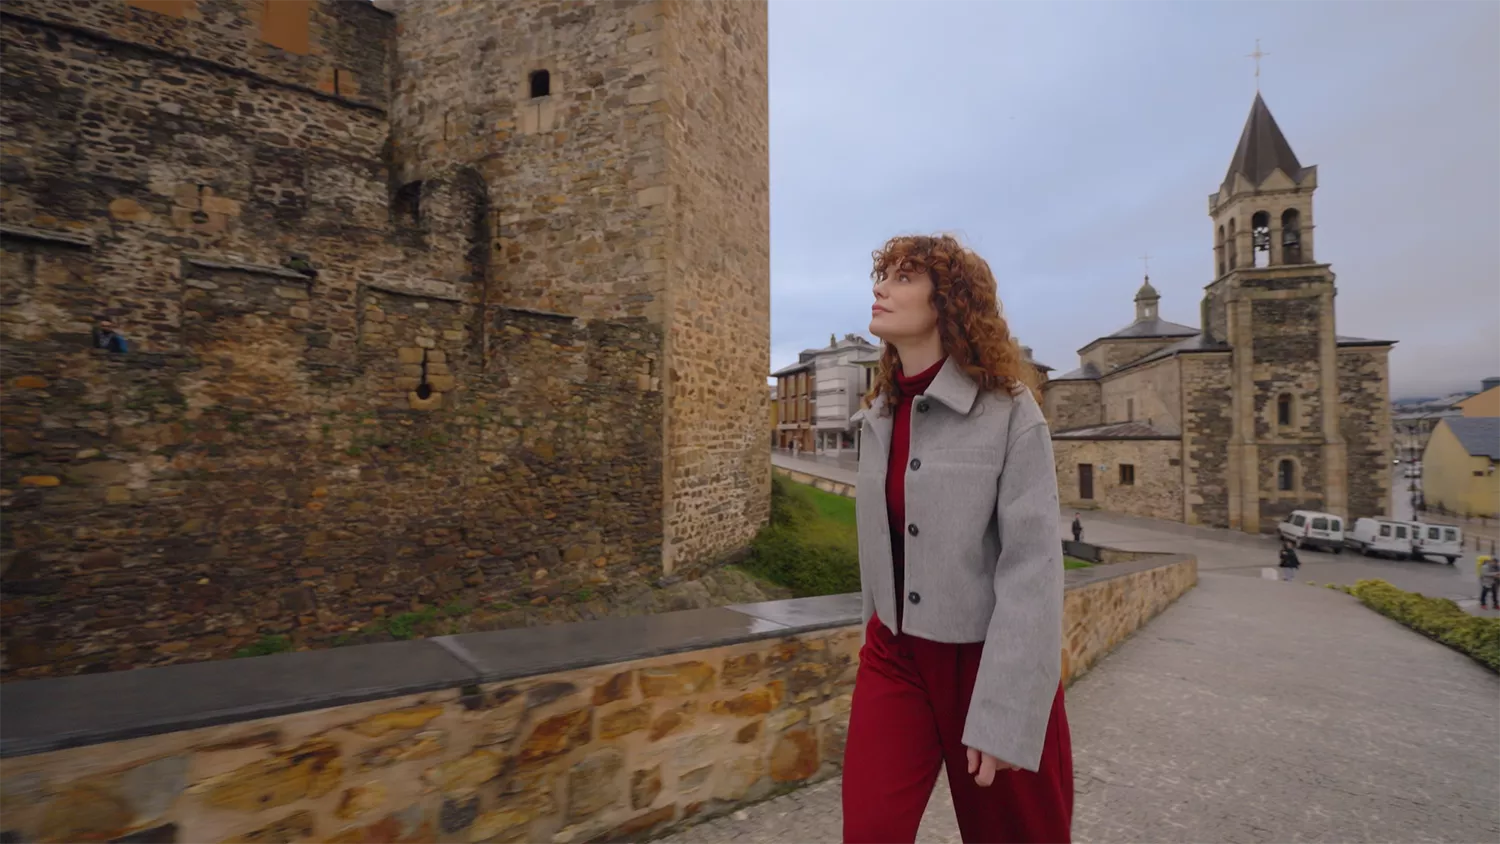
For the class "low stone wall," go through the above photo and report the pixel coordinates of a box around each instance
[771,466,854,499]
[1061,554,1198,681]
[1,557,1196,844]
[1064,540,1163,565]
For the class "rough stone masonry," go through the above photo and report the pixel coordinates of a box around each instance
[0,0,771,679]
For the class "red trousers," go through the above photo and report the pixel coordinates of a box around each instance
[842,615,1074,844]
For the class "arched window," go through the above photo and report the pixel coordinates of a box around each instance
[1277,393,1293,427]
[1281,208,1302,264]
[1252,210,1271,268]
[1277,459,1295,492]
[529,69,551,98]
[1216,224,1225,277]
[1227,219,1238,270]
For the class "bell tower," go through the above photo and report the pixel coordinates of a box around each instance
[1204,93,1346,533]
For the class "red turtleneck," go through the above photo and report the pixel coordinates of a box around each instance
[885,357,944,619]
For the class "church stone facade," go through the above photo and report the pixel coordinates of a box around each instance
[1044,94,1394,533]
[0,0,769,677]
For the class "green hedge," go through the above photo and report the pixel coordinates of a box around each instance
[741,476,861,597]
[1343,579,1500,671]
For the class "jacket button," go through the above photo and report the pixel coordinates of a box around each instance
[907,523,919,537]
[909,458,921,471]
[908,591,921,604]
[916,400,930,413]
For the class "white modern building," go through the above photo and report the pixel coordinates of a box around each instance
[805,333,879,455]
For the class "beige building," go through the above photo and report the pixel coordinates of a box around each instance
[1044,93,1395,532]
[1421,417,1500,518]
[772,359,815,452]
[1456,378,1500,417]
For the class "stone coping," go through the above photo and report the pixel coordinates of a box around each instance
[1064,553,1194,588]
[0,557,1194,760]
[0,594,860,759]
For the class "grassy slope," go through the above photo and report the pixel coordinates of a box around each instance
[746,476,1089,596]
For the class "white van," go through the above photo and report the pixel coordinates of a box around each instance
[1278,510,1345,553]
[1411,521,1462,565]
[1347,518,1415,559]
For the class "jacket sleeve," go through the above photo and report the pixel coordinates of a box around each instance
[960,414,1063,772]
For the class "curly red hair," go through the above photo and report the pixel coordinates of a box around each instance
[866,234,1040,412]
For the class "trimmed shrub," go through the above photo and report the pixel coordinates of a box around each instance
[1346,579,1500,671]
[742,476,860,597]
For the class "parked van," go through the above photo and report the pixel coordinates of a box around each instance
[1278,510,1345,553]
[1346,518,1415,559]
[1411,521,1462,565]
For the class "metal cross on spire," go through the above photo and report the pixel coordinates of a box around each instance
[1247,39,1270,91]
[1139,252,1152,279]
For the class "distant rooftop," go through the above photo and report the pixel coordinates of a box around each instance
[1053,421,1178,440]
[1444,417,1500,461]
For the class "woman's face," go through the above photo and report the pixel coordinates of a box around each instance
[869,264,939,343]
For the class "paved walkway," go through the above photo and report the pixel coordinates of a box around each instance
[657,516,1500,843]
[772,450,857,486]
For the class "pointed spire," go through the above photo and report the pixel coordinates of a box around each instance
[1223,93,1307,188]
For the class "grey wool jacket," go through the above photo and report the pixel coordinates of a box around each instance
[852,357,1063,773]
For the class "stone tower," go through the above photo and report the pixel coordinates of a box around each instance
[0,0,769,677]
[1205,93,1346,532]
[384,0,772,575]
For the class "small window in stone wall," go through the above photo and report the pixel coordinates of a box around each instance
[393,181,422,227]
[1277,393,1293,427]
[1119,464,1135,486]
[530,69,551,99]
[1277,459,1295,492]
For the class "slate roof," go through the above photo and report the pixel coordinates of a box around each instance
[1103,317,1200,340]
[1114,333,1231,374]
[1053,421,1179,441]
[1335,335,1396,347]
[1445,417,1500,460]
[1050,362,1102,382]
[1224,93,1311,187]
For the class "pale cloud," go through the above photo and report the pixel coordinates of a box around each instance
[768,0,1500,397]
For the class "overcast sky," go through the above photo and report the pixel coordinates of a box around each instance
[766,0,1500,399]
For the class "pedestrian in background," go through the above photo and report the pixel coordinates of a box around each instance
[1279,539,1301,582]
[1071,513,1083,543]
[1478,555,1499,610]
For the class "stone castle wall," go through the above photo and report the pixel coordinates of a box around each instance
[658,0,772,573]
[386,0,674,323]
[0,0,769,679]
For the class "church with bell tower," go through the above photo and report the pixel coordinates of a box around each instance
[1042,93,1396,534]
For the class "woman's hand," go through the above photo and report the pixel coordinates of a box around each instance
[965,746,1018,786]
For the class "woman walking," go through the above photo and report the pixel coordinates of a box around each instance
[843,234,1073,843]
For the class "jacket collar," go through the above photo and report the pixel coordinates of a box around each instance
[924,356,980,415]
[851,356,981,422]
